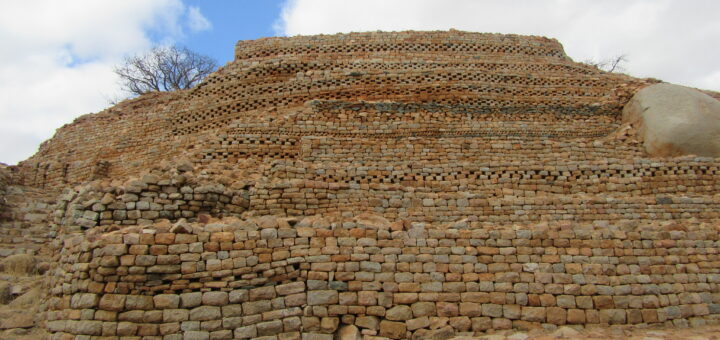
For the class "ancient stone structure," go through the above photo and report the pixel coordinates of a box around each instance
[2,31,720,339]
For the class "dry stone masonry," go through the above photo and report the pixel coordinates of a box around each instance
[46,216,720,339]
[1,31,720,339]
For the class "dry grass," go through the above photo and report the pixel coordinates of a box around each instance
[0,282,10,304]
[0,255,36,276]
[8,287,40,307]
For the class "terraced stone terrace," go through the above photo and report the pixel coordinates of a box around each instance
[1,31,719,340]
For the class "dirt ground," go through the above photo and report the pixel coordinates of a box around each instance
[461,324,720,340]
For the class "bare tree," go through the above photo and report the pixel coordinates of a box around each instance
[584,54,628,73]
[114,45,217,96]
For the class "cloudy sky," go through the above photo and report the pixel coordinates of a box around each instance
[1,0,718,165]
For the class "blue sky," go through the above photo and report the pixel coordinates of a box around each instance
[180,1,285,65]
[1,0,719,165]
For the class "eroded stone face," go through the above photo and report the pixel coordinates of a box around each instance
[623,83,720,157]
[45,216,720,339]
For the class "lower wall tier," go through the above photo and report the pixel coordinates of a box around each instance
[46,215,720,339]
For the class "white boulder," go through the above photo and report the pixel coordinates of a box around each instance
[622,83,720,157]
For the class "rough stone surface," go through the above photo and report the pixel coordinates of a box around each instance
[623,83,720,157]
[3,30,720,340]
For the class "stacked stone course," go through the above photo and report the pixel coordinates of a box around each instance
[46,216,720,339]
[16,31,650,191]
[54,170,250,230]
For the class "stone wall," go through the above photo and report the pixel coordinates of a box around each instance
[17,92,187,190]
[8,31,720,338]
[15,31,652,190]
[62,153,720,226]
[54,169,250,230]
[0,165,11,220]
[247,157,720,223]
[0,165,57,258]
[46,216,720,339]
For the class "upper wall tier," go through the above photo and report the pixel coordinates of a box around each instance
[233,31,569,60]
[173,31,646,136]
[17,31,653,190]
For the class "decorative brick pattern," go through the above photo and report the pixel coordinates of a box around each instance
[15,31,652,191]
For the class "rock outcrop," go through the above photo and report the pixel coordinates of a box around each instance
[623,83,720,157]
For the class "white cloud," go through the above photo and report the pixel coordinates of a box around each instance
[187,6,212,32]
[0,0,212,165]
[276,0,720,91]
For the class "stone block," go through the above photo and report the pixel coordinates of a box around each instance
[307,290,338,305]
[99,294,126,312]
[521,307,545,322]
[385,305,412,321]
[190,306,221,321]
[234,325,257,339]
[154,294,180,309]
[379,320,406,339]
[202,291,229,306]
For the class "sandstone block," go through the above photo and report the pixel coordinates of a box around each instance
[243,300,272,315]
[234,325,257,339]
[599,309,626,324]
[71,293,99,309]
[99,294,126,312]
[567,309,585,324]
[521,307,545,322]
[154,294,180,309]
[355,315,379,330]
[257,319,284,336]
[379,320,406,339]
[250,286,277,300]
[546,307,566,325]
[125,295,154,310]
[412,301,436,317]
[482,303,503,318]
[436,302,458,317]
[190,306,221,321]
[385,305,413,321]
[163,309,189,322]
[336,324,361,340]
[202,291,229,306]
[307,290,338,305]
[407,316,430,331]
[183,330,210,340]
[181,292,203,308]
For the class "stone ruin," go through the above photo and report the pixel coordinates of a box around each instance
[1,30,720,339]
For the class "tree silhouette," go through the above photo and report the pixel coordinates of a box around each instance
[115,45,217,95]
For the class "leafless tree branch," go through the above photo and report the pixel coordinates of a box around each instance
[583,54,628,73]
[114,45,217,96]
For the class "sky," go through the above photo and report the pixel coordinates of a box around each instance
[1,0,718,165]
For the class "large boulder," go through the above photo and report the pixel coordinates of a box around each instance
[623,83,720,157]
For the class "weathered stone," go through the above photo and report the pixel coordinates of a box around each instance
[189,306,221,321]
[379,320,406,339]
[202,291,229,306]
[623,83,720,157]
[335,324,361,340]
[234,325,257,339]
[355,316,379,330]
[257,319,283,336]
[307,290,338,305]
[385,305,413,321]
[154,294,180,309]
[412,301,436,317]
[521,307,545,322]
[99,294,126,312]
